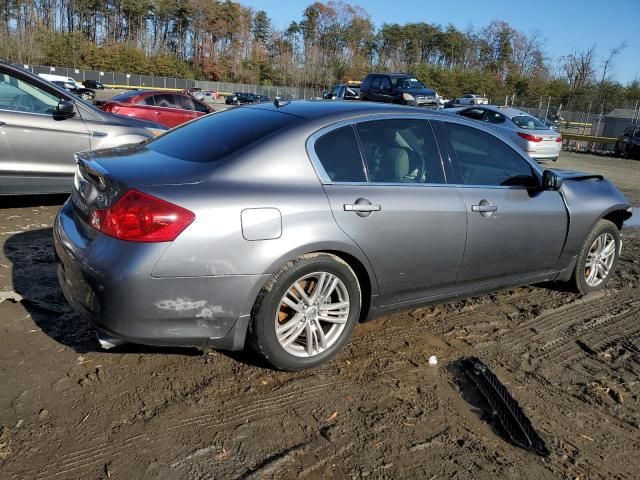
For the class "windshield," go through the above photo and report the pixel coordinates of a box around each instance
[395,78,425,89]
[512,115,549,130]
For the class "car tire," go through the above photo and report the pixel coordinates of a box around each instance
[248,253,361,371]
[569,219,620,295]
[81,93,92,100]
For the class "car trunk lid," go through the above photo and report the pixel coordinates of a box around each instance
[70,145,215,225]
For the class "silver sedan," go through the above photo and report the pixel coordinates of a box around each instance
[446,105,562,162]
[54,101,631,370]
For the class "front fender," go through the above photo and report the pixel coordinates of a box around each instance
[556,178,630,274]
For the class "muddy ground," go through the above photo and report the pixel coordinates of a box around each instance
[0,153,639,480]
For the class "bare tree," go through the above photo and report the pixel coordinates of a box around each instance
[598,42,627,100]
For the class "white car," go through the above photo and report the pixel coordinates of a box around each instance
[454,94,489,106]
[38,73,83,89]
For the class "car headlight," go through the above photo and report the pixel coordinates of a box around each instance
[145,127,166,137]
[402,93,415,101]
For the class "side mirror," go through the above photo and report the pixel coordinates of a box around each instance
[542,169,563,190]
[56,100,75,119]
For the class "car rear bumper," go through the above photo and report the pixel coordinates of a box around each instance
[53,200,267,350]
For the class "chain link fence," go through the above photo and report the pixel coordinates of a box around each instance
[16,64,324,99]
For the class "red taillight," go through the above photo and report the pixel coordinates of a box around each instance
[517,132,543,142]
[89,190,195,242]
[556,136,563,142]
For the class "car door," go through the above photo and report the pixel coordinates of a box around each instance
[150,93,187,128]
[436,120,567,285]
[0,70,90,193]
[310,117,467,306]
[369,76,381,101]
[378,76,393,103]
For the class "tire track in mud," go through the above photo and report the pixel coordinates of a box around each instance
[480,289,637,355]
[27,380,348,479]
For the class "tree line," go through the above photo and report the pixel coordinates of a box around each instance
[1,0,638,110]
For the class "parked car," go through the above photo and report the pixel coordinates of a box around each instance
[360,73,437,107]
[100,90,213,128]
[614,124,640,159]
[52,80,96,101]
[323,82,361,101]
[453,94,489,106]
[252,94,270,103]
[183,87,205,101]
[444,105,562,161]
[83,79,105,90]
[38,73,83,89]
[54,101,631,370]
[225,92,258,105]
[0,61,166,195]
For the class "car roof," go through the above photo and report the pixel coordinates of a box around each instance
[246,99,448,120]
[365,72,414,78]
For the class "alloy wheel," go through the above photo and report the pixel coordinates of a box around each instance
[584,232,616,287]
[275,272,350,357]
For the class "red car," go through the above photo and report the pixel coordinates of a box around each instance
[101,90,213,128]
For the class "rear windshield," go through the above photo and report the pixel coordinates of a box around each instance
[110,90,144,102]
[146,107,300,162]
[512,115,548,130]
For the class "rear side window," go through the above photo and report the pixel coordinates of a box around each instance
[444,123,536,187]
[141,96,155,106]
[314,126,366,182]
[361,76,372,89]
[380,77,391,90]
[356,119,444,184]
[371,76,381,90]
[147,108,299,163]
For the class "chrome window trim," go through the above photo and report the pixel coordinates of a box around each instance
[0,107,52,117]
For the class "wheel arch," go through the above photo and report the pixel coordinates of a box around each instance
[602,208,632,231]
[243,242,379,325]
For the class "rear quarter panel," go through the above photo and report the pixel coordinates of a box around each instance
[148,122,380,304]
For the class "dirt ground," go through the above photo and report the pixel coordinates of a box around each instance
[0,153,639,480]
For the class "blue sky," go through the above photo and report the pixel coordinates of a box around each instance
[241,0,640,84]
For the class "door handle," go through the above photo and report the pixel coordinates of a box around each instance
[344,204,381,212]
[471,205,498,213]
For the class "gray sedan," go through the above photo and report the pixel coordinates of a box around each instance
[445,105,562,162]
[0,62,166,195]
[54,101,631,370]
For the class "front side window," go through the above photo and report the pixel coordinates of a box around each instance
[370,76,381,90]
[314,126,366,182]
[396,77,426,89]
[0,72,60,114]
[174,94,195,111]
[380,77,391,90]
[356,119,444,184]
[445,123,536,187]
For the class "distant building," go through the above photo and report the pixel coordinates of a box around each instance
[603,108,640,138]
